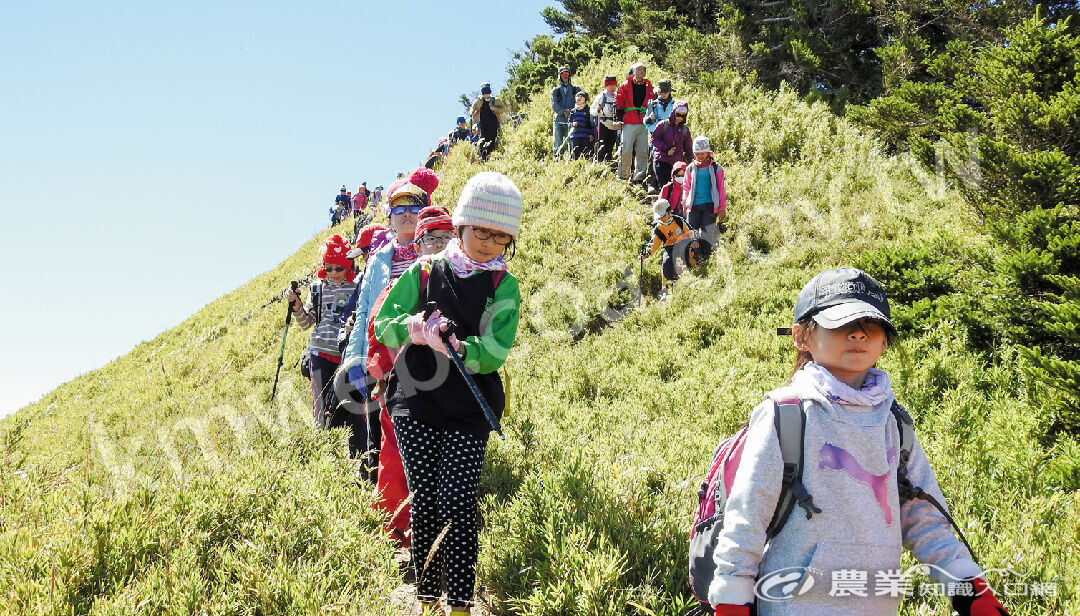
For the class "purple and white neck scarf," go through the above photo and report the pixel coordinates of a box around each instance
[444,238,507,279]
[795,362,892,407]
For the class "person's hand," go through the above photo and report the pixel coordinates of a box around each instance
[639,251,647,260]
[286,289,301,311]
[713,606,749,616]
[371,378,387,400]
[563,109,571,118]
[572,121,578,127]
[614,122,624,130]
[405,313,427,345]
[951,579,1010,616]
[716,209,727,222]
[344,315,355,336]
[422,309,460,356]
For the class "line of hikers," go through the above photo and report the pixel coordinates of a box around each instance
[283,75,1010,616]
[550,62,699,191]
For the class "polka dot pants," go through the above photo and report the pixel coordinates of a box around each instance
[393,415,487,607]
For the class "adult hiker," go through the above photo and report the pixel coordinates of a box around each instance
[568,91,595,160]
[366,206,457,549]
[341,181,426,481]
[706,268,1008,616]
[614,62,655,182]
[681,135,727,247]
[335,185,350,211]
[650,100,692,191]
[641,198,695,300]
[590,74,619,164]
[448,116,471,145]
[286,234,359,430]
[644,79,676,135]
[550,65,581,158]
[469,82,508,161]
[374,171,522,614]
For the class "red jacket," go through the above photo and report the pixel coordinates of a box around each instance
[615,78,655,125]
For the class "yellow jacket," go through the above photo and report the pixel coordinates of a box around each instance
[645,214,694,257]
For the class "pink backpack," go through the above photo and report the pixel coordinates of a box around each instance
[688,394,818,604]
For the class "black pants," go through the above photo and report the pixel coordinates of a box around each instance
[595,124,617,163]
[662,244,679,282]
[688,204,716,231]
[570,137,593,160]
[394,415,487,608]
[478,124,499,160]
[653,160,673,190]
[309,354,340,429]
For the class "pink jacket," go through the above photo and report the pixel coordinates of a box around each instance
[682,158,727,216]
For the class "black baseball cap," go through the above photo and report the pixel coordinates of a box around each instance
[793,268,896,335]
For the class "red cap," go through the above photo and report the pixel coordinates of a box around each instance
[415,214,454,240]
[317,234,355,281]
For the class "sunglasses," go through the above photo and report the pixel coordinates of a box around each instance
[674,113,687,118]
[470,226,513,245]
[389,204,424,216]
[323,265,347,273]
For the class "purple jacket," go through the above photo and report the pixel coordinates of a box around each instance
[651,118,693,164]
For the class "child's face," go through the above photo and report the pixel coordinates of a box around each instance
[417,230,456,256]
[605,84,617,93]
[575,96,586,108]
[694,151,710,163]
[324,264,348,283]
[794,318,887,384]
[390,211,417,242]
[461,225,511,263]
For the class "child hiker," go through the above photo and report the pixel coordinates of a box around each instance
[568,91,595,160]
[659,161,688,216]
[373,171,521,613]
[641,198,694,299]
[367,206,458,547]
[708,268,1009,616]
[681,136,727,247]
[341,181,426,480]
[285,234,359,429]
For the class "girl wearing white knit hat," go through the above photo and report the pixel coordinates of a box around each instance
[372,171,522,613]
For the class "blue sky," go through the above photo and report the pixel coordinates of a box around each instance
[0,1,553,417]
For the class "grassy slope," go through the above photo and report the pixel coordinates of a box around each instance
[3,50,1077,614]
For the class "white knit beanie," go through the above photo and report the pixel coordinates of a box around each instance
[452,171,523,237]
[692,135,712,153]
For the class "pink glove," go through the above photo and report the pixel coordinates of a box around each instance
[422,309,460,356]
[405,313,427,345]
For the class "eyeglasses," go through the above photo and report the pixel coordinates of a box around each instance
[470,226,513,245]
[389,204,424,216]
[419,233,454,246]
[323,265,347,273]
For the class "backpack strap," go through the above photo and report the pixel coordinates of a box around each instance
[892,400,983,568]
[766,397,821,539]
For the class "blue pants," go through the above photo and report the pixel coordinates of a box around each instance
[553,118,569,157]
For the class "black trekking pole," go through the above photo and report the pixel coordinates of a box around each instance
[424,302,505,439]
[270,281,300,404]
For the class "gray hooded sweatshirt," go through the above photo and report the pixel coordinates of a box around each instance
[707,366,982,614]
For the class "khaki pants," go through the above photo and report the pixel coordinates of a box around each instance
[619,123,649,180]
